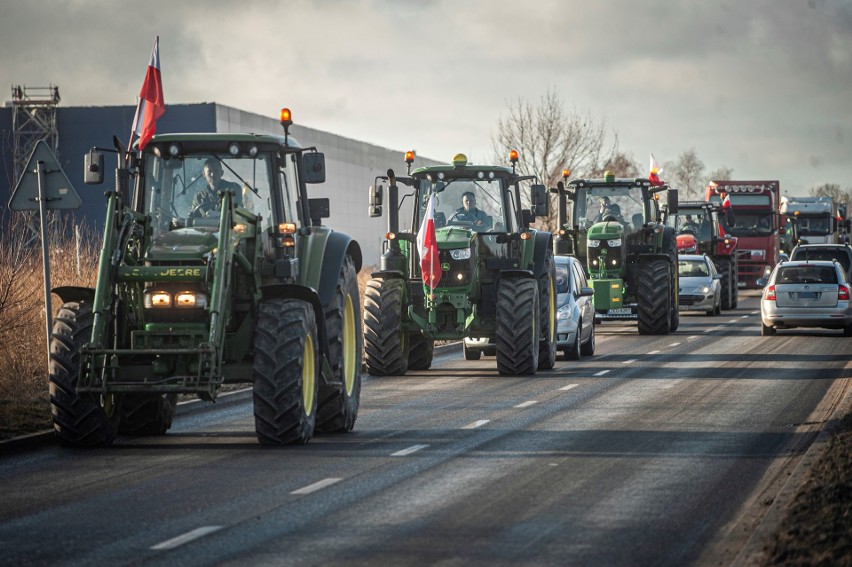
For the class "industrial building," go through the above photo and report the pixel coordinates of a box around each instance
[0,88,442,266]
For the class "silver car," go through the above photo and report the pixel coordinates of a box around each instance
[758,260,852,336]
[677,254,722,315]
[555,255,596,359]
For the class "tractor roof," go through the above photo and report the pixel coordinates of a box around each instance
[147,132,303,150]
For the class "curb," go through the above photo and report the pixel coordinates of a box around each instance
[731,376,852,566]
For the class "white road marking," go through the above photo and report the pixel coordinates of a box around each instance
[391,444,429,457]
[290,478,342,495]
[151,526,224,550]
[515,400,538,408]
[740,315,749,319]
[647,350,660,355]
[728,319,738,323]
[594,370,610,376]
[668,342,681,347]
[687,335,700,341]
[559,383,579,391]
[622,359,637,364]
[462,419,490,429]
[751,310,759,315]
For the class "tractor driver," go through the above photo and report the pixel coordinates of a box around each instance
[189,158,243,220]
[452,191,492,230]
[680,214,700,234]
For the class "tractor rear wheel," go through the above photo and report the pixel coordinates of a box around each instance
[119,394,176,435]
[637,260,672,335]
[496,277,539,375]
[718,257,734,310]
[49,301,121,447]
[316,255,362,433]
[731,263,740,308]
[253,299,318,445]
[408,333,434,370]
[538,253,558,370]
[364,278,409,376]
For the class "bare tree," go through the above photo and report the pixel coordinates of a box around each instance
[490,88,618,229]
[809,183,852,205]
[589,151,641,178]
[706,165,734,184]
[664,149,705,200]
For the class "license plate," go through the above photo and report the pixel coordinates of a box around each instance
[607,308,631,315]
[738,282,746,288]
[796,292,817,300]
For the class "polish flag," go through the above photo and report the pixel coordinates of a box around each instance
[649,153,663,187]
[130,37,165,150]
[720,190,731,210]
[417,194,442,289]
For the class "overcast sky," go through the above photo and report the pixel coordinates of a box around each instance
[2,0,850,196]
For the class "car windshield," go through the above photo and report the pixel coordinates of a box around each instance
[776,266,837,284]
[576,187,646,231]
[678,259,710,277]
[791,249,850,273]
[418,177,506,232]
[555,265,570,293]
[144,153,275,235]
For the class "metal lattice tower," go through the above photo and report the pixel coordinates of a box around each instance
[11,84,61,186]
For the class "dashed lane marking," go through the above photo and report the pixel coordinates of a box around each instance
[647,350,661,355]
[391,444,429,457]
[559,383,579,391]
[151,526,224,550]
[728,319,738,323]
[687,335,700,341]
[462,420,490,429]
[622,359,637,364]
[291,478,342,495]
[668,342,681,347]
[740,315,749,319]
[515,400,538,408]
[594,370,610,376]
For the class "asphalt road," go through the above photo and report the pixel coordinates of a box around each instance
[1,293,849,567]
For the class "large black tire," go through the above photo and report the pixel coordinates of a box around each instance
[49,301,121,447]
[408,333,434,370]
[316,255,363,433]
[364,278,409,376]
[252,299,318,445]
[580,321,596,356]
[731,262,740,308]
[463,342,482,361]
[717,256,734,311]
[496,277,539,375]
[637,260,672,335]
[761,322,776,336]
[119,394,176,436]
[538,253,558,370]
[670,268,680,332]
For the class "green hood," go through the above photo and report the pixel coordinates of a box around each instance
[147,228,218,261]
[588,221,624,240]
[436,226,474,248]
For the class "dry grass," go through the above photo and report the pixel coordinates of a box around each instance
[0,214,100,438]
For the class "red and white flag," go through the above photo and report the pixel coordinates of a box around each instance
[649,153,663,187]
[417,194,442,289]
[130,37,165,150]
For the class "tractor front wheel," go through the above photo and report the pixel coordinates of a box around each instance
[537,253,558,370]
[119,394,176,436]
[637,260,672,335]
[408,333,435,370]
[364,278,409,376]
[496,277,539,375]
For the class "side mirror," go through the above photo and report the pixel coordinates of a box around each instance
[303,152,326,184]
[578,286,595,298]
[369,184,383,218]
[308,197,330,226]
[84,150,104,185]
[531,184,547,217]
[667,188,678,215]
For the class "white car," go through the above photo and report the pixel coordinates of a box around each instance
[677,254,722,315]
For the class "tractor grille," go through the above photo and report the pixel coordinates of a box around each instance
[438,250,472,287]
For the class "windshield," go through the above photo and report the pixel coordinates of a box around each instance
[576,187,647,232]
[796,215,831,236]
[726,213,773,236]
[144,153,275,234]
[678,259,710,277]
[666,209,712,239]
[417,177,508,232]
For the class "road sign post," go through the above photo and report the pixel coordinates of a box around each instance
[8,141,81,371]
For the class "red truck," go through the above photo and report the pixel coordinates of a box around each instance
[705,180,781,289]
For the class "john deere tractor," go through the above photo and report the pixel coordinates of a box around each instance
[49,109,363,446]
[554,172,679,334]
[364,151,556,376]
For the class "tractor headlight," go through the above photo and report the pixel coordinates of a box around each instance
[450,248,471,260]
[175,291,208,308]
[607,239,622,247]
[144,291,172,308]
[587,239,601,248]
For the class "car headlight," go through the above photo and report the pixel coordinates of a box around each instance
[450,248,471,260]
[607,239,622,247]
[557,304,571,320]
[699,285,711,294]
[587,239,601,248]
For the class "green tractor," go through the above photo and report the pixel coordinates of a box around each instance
[49,109,363,446]
[364,151,556,376]
[553,172,679,334]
